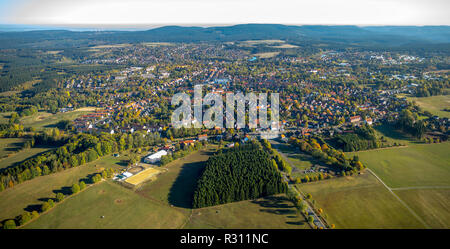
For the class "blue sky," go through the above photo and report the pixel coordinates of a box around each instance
[0,0,449,26]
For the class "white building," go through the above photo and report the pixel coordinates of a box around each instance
[123,172,133,178]
[144,150,168,164]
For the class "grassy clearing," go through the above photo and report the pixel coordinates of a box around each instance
[253,52,280,58]
[0,154,125,222]
[394,189,450,228]
[0,112,13,123]
[136,147,216,211]
[297,173,425,228]
[185,195,308,229]
[272,44,298,48]
[349,142,450,188]
[0,138,26,158]
[89,44,132,50]
[141,42,173,47]
[0,91,19,97]
[0,147,52,169]
[373,124,417,145]
[45,50,62,55]
[406,95,450,118]
[24,181,187,229]
[241,40,285,45]
[20,107,98,130]
[269,141,314,176]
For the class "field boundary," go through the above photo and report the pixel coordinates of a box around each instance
[367,169,431,229]
[391,186,450,191]
[20,179,105,229]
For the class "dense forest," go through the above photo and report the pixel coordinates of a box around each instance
[192,142,287,208]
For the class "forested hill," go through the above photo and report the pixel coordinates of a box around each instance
[0,24,449,49]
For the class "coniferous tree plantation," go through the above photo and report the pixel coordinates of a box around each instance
[192,142,288,208]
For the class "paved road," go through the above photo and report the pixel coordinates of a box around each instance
[289,184,326,229]
[272,139,326,229]
[271,138,433,229]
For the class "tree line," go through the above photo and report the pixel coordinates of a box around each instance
[289,137,365,174]
[1,168,115,229]
[0,131,163,192]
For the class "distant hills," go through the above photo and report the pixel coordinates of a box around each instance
[0,24,449,49]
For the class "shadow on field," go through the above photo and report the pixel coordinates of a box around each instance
[4,142,25,151]
[1,146,56,171]
[253,196,296,215]
[168,150,213,208]
[24,204,42,213]
[21,173,97,214]
[286,220,306,225]
[374,124,417,143]
[253,195,306,226]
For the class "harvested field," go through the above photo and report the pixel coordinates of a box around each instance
[125,167,162,185]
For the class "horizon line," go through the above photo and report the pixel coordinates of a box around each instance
[1,23,449,32]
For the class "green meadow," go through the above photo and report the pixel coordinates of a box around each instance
[23,146,308,229]
[349,142,450,188]
[24,181,187,229]
[0,154,125,222]
[20,107,98,130]
[406,95,450,118]
[297,173,425,228]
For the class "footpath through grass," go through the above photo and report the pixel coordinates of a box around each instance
[349,142,450,188]
[297,173,425,228]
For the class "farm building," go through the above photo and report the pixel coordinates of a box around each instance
[114,171,133,181]
[144,150,168,164]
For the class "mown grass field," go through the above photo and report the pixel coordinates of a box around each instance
[24,181,187,229]
[20,107,98,130]
[406,95,450,118]
[297,173,425,228]
[394,188,450,229]
[185,195,308,229]
[22,145,309,229]
[22,148,214,228]
[349,142,450,188]
[0,154,125,222]
[136,147,216,211]
[137,145,308,229]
